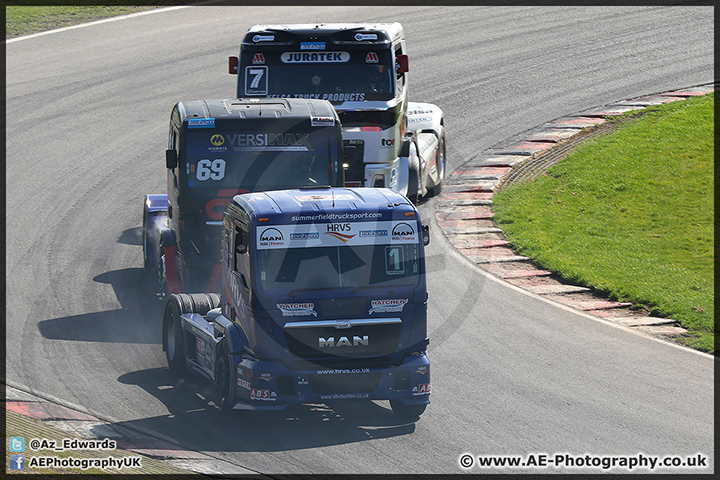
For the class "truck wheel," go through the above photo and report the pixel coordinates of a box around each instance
[429,127,446,197]
[163,296,186,376]
[406,140,422,204]
[142,201,152,270]
[214,348,234,411]
[390,400,426,421]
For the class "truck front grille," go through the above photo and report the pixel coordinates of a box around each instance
[284,318,402,359]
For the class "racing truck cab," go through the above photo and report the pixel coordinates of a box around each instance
[229,23,446,202]
[161,187,431,419]
[143,98,343,294]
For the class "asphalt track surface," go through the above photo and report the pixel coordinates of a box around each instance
[6,6,714,475]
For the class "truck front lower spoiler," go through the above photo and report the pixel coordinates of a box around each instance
[229,352,430,411]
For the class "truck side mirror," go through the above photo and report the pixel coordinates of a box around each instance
[166,149,177,169]
[396,54,409,74]
[422,224,430,246]
[229,56,239,75]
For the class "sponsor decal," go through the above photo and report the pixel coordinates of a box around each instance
[381,138,396,148]
[277,303,318,317]
[260,373,273,382]
[392,222,416,241]
[365,52,379,63]
[324,232,355,242]
[369,298,408,314]
[320,393,370,400]
[188,118,215,129]
[252,53,265,64]
[318,336,369,348]
[259,227,285,248]
[416,366,428,375]
[218,132,313,152]
[311,116,335,127]
[253,35,275,42]
[290,232,320,240]
[359,230,388,237]
[237,378,251,390]
[281,51,351,63]
[409,115,432,124]
[250,388,276,401]
[294,193,354,202]
[324,223,355,242]
[210,134,225,146]
[301,41,326,50]
[355,33,378,41]
[267,93,366,102]
[412,382,431,396]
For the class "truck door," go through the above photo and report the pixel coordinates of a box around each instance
[227,222,252,325]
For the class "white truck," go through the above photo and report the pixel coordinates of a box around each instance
[229,22,446,202]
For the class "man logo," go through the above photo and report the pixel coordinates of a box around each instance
[318,336,369,348]
[260,228,283,242]
[392,222,415,237]
[210,134,225,146]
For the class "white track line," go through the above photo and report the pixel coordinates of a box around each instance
[5,6,191,44]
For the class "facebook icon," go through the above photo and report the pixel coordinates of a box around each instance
[10,455,25,470]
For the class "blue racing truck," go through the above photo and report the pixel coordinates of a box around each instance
[161,187,431,419]
[143,98,343,294]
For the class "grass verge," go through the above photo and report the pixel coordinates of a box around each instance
[5,4,181,39]
[492,93,714,352]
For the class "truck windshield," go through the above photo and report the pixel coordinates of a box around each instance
[241,51,394,102]
[258,243,420,293]
[183,129,338,191]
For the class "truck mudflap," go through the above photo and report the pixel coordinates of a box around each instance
[228,352,430,411]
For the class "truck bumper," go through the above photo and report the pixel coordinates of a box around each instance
[229,353,430,410]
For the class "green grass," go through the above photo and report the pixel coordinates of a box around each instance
[493,94,714,352]
[5,4,180,38]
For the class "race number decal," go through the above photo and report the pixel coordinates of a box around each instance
[245,66,268,95]
[196,159,226,181]
[385,245,405,275]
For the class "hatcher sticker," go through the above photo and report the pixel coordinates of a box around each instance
[412,383,431,396]
[277,303,318,317]
[369,298,408,315]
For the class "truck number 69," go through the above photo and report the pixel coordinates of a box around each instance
[196,159,226,181]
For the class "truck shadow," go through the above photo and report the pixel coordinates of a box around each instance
[115,366,417,453]
[37,267,164,344]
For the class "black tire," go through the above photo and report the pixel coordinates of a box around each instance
[142,202,152,270]
[163,293,222,376]
[405,140,422,204]
[214,347,234,411]
[429,128,446,197]
[390,400,427,422]
[163,296,186,376]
